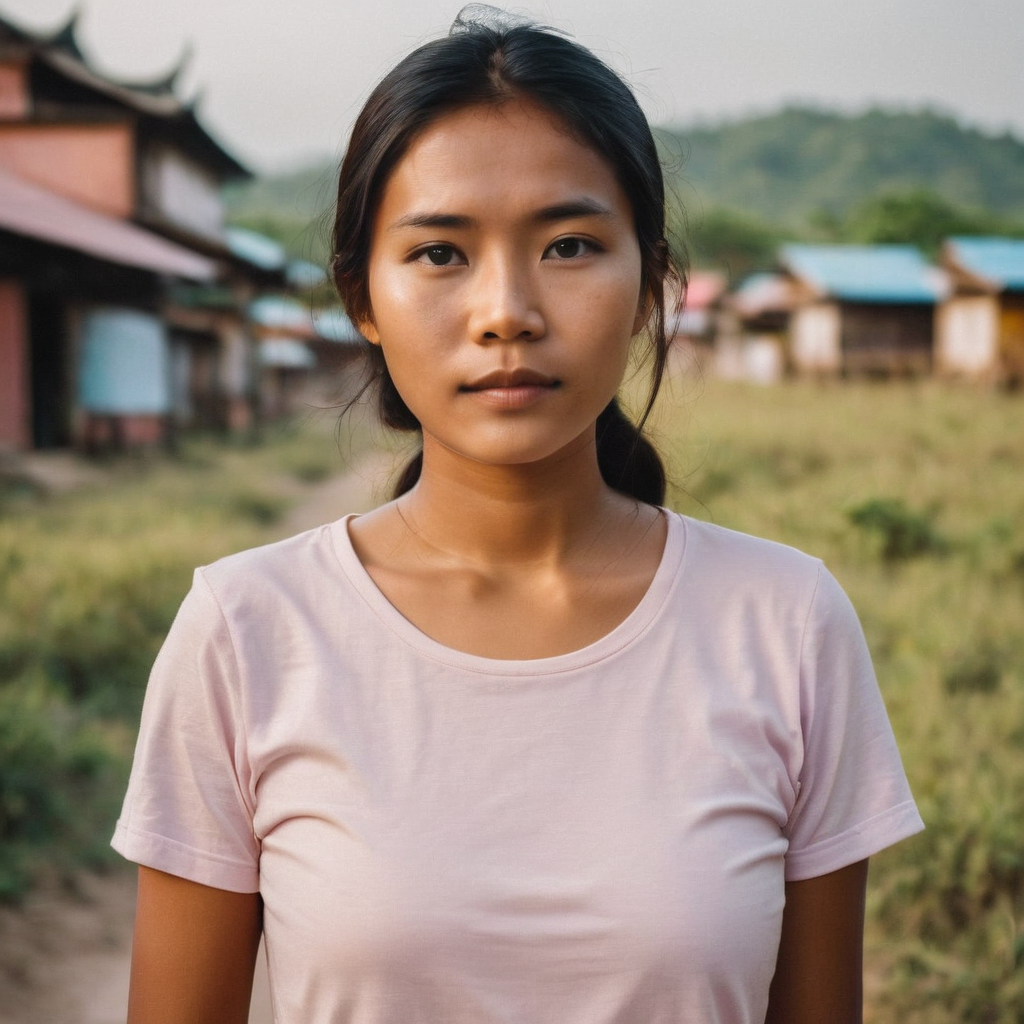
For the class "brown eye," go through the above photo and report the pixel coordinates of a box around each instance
[546,237,592,260]
[419,245,460,266]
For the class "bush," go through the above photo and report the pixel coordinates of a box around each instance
[847,497,948,562]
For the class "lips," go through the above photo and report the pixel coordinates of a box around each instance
[460,368,560,392]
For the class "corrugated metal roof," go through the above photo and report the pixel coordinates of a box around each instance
[781,244,942,304]
[0,167,217,280]
[947,237,1024,291]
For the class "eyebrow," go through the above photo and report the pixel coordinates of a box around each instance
[389,197,615,231]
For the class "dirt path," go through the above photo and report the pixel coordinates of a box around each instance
[0,449,396,1024]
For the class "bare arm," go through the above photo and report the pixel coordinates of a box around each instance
[764,859,869,1024]
[127,866,263,1024]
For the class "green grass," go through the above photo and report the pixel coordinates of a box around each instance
[0,414,363,900]
[2,381,1022,1021]
[650,377,1024,1024]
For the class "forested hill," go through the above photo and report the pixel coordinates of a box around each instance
[658,107,1024,225]
[224,106,1024,269]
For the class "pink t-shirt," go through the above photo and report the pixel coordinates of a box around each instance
[113,511,923,1024]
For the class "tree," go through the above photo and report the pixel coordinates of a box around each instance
[674,204,781,282]
[842,189,1018,257]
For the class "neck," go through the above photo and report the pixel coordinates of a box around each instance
[399,430,628,568]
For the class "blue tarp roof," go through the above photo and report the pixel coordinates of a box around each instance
[781,244,942,304]
[947,237,1024,291]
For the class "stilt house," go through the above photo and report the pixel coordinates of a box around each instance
[780,244,945,376]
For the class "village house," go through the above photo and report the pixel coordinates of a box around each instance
[666,270,726,374]
[713,272,795,384]
[0,9,288,452]
[936,237,1024,385]
[248,294,364,420]
[779,244,945,377]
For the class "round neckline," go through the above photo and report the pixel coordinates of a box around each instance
[329,509,686,676]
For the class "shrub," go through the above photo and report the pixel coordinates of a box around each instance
[847,497,947,562]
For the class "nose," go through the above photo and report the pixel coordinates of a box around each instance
[468,253,545,344]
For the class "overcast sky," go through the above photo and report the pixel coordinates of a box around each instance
[5,0,1023,173]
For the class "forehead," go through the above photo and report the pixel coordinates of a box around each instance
[376,100,631,222]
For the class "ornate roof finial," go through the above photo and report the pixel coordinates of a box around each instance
[128,41,194,96]
[46,7,85,62]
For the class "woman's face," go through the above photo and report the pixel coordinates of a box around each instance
[360,99,647,471]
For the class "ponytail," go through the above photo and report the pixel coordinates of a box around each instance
[389,397,665,504]
[594,398,666,506]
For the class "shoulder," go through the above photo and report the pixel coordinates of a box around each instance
[199,521,341,598]
[673,512,824,601]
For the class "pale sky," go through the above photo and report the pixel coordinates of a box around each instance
[4,0,1023,173]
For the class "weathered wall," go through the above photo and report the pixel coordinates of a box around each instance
[0,61,28,119]
[0,122,135,218]
[0,278,29,450]
[790,302,841,373]
[937,295,999,378]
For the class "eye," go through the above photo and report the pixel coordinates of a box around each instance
[544,237,597,260]
[413,244,465,267]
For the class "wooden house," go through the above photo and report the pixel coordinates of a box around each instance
[937,237,1024,385]
[0,9,266,452]
[780,244,945,377]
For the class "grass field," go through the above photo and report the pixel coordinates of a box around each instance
[1,380,1022,1022]
[651,376,1024,1024]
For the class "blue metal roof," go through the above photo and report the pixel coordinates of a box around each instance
[312,307,365,345]
[781,244,941,304]
[286,259,328,290]
[947,237,1024,291]
[226,227,286,271]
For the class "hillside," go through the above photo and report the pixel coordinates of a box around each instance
[660,106,1024,226]
[223,106,1024,268]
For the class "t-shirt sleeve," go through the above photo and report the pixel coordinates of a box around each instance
[782,564,923,881]
[111,568,260,892]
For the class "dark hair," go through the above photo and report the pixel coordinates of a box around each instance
[331,6,683,505]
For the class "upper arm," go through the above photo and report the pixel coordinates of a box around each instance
[764,859,868,1024]
[127,866,263,1024]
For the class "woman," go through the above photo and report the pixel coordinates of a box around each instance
[114,10,923,1023]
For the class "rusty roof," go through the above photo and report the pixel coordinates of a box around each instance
[0,167,217,280]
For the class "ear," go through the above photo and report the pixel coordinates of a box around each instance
[358,319,381,345]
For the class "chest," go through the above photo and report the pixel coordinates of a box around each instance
[244,648,799,1017]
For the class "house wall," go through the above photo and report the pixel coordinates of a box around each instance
[790,303,841,373]
[0,122,135,218]
[140,144,224,242]
[0,61,29,119]
[0,278,29,449]
[840,303,933,375]
[936,295,999,378]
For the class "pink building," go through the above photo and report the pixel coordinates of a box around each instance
[0,10,277,452]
